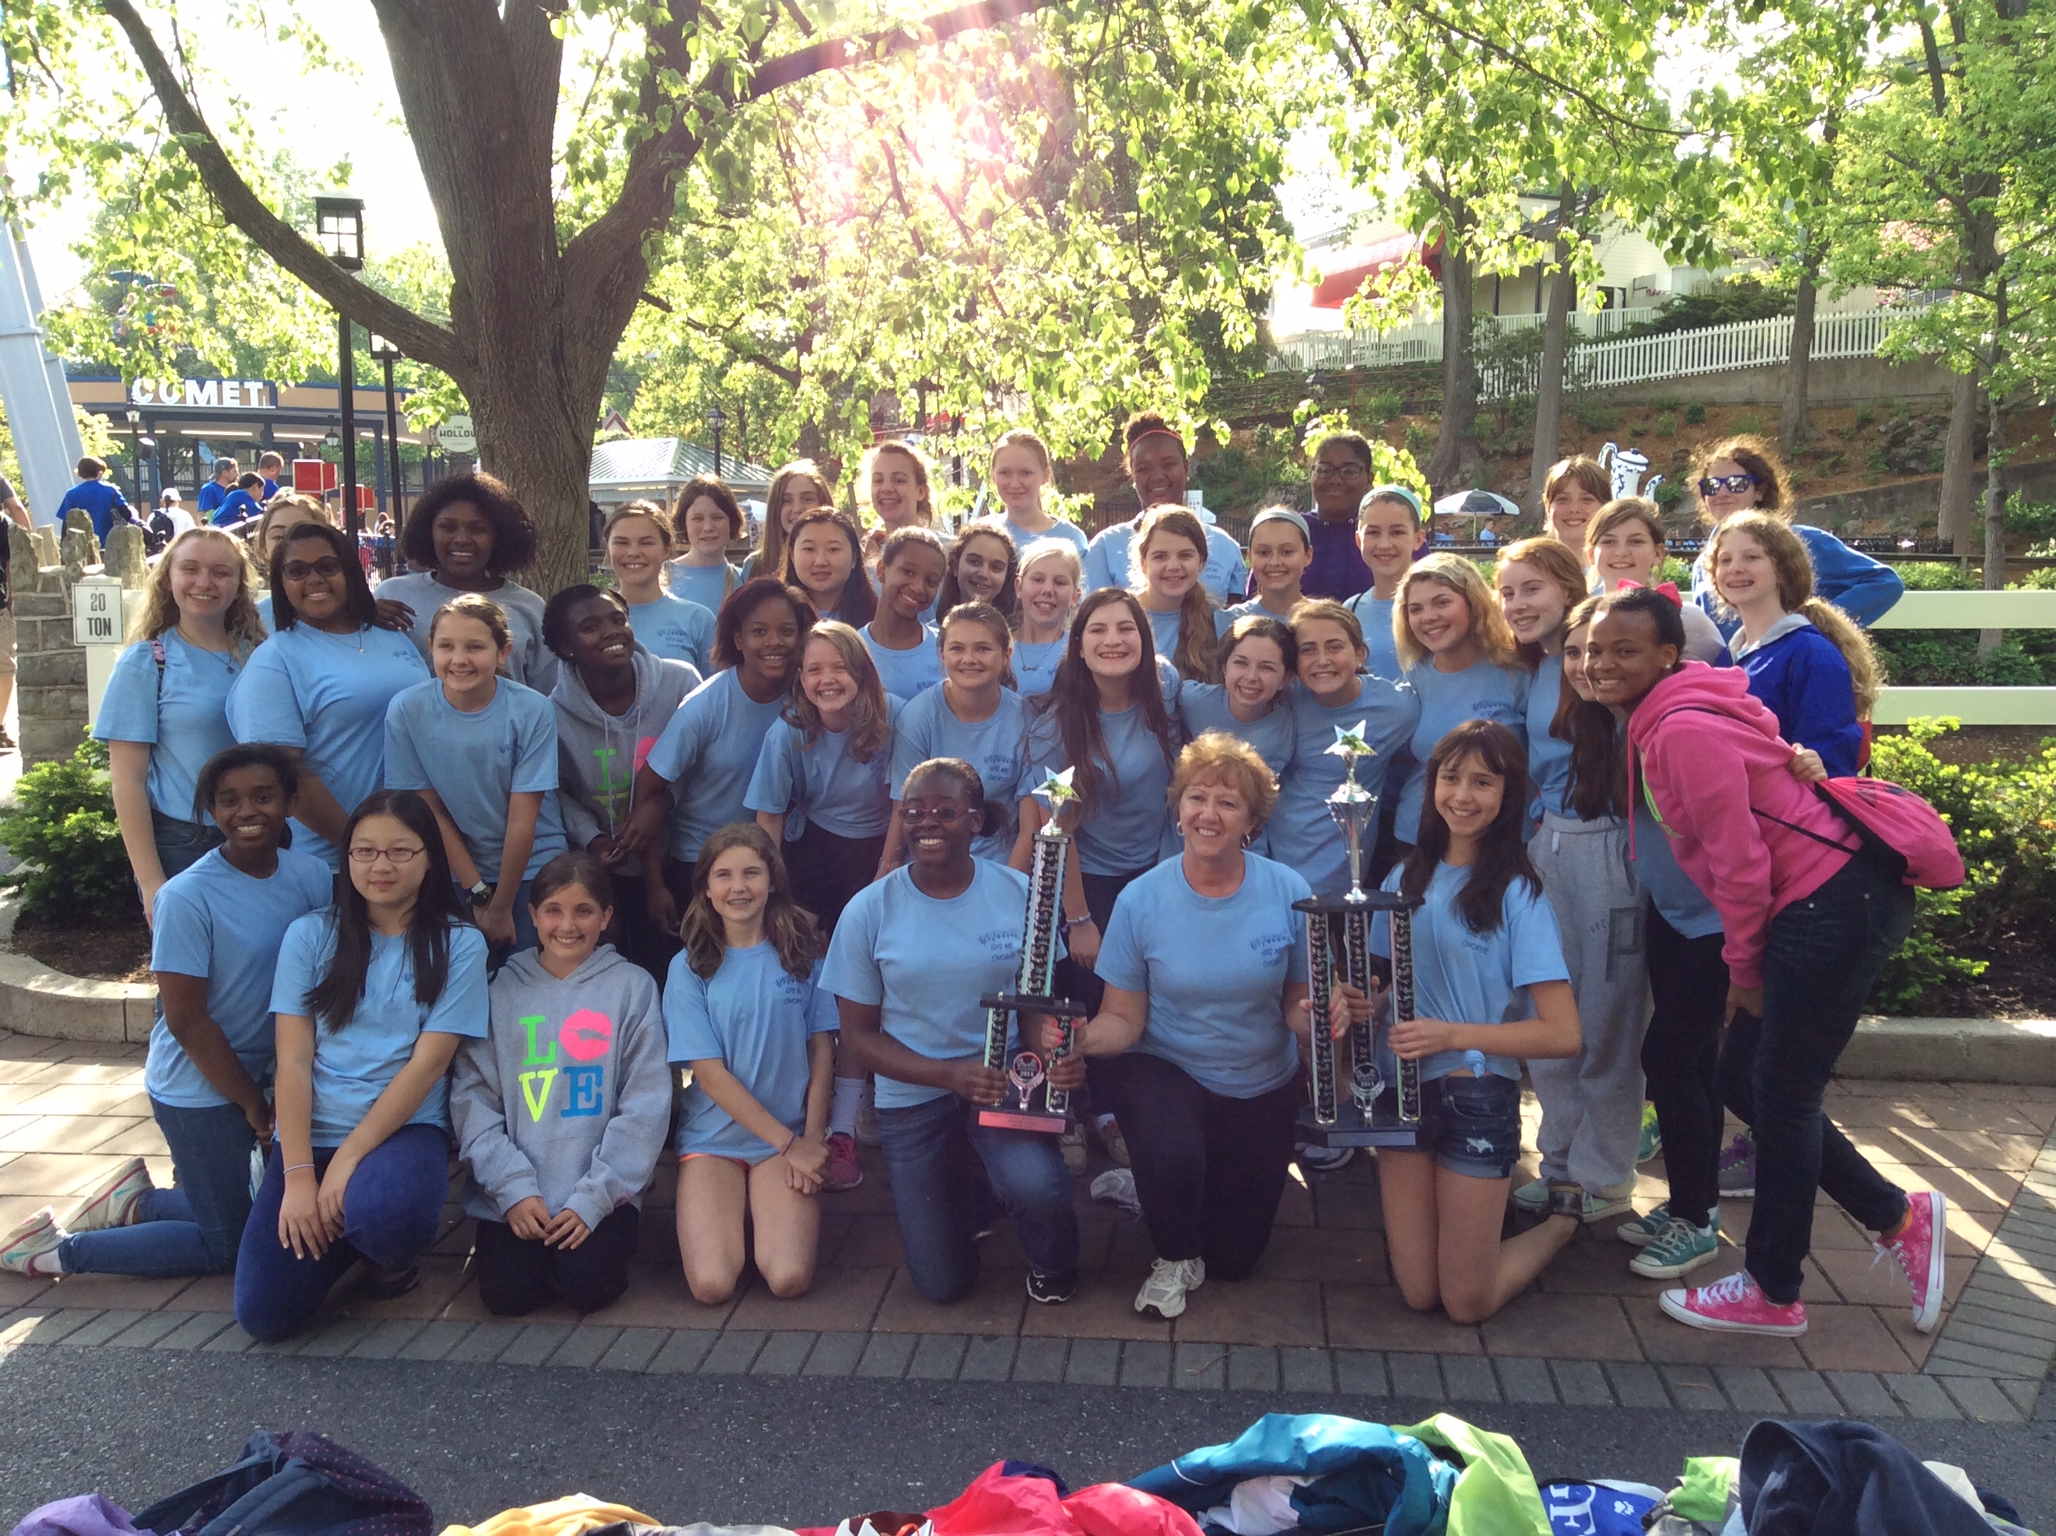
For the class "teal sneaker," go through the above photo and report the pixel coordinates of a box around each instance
[1621,1203,1720,1247]
[1638,1103,1663,1164]
[1511,1178,1550,1214]
[1629,1215,1721,1279]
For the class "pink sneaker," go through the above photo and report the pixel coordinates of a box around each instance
[1877,1189,1947,1334]
[1659,1269,1807,1336]
[821,1132,863,1192]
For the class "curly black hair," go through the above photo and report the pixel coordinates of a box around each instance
[401,471,538,573]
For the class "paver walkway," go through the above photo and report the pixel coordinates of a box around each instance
[5,1028,2053,1420]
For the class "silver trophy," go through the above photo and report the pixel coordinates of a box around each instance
[1298,724,1422,1146]
[979,768,1091,1133]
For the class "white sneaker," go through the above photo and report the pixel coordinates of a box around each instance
[1134,1255,1205,1320]
[1,1208,66,1277]
[1059,1120,1088,1174]
[1090,1167,1143,1219]
[63,1156,153,1234]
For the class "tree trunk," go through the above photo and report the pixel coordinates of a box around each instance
[1526,186,1578,513]
[1779,248,1820,450]
[1427,242,1479,497]
[1938,368,1980,553]
[1978,280,2008,659]
[470,365,601,595]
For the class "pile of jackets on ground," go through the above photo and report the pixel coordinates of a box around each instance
[9,1415,2038,1536]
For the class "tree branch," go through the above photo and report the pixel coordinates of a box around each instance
[99,0,467,379]
[747,0,1059,100]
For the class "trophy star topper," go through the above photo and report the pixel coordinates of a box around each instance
[1034,765,1079,813]
[1326,722,1377,762]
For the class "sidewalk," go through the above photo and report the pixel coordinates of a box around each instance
[3,1028,2053,1419]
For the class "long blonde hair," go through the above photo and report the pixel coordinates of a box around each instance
[1493,536,1588,668]
[758,460,835,581]
[1131,504,1218,683]
[1395,553,1520,673]
[1708,512,1882,719]
[784,621,891,763]
[130,528,265,653]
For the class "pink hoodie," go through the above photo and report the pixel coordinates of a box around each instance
[1627,661,1854,989]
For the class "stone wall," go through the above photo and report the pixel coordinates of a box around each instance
[13,513,149,770]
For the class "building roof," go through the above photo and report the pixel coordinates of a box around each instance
[588,436,773,497]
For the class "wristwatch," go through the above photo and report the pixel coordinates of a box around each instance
[468,880,494,906]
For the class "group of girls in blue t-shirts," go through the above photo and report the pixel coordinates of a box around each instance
[6,425,1944,1346]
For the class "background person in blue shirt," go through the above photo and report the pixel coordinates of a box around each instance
[884,602,1027,873]
[1228,507,1312,623]
[862,527,946,701]
[196,457,238,520]
[1175,615,1295,855]
[235,791,490,1342]
[1011,540,1081,698]
[55,456,133,543]
[383,594,569,952]
[1347,485,1423,683]
[667,825,837,1305]
[96,528,267,915]
[1,747,331,1282]
[1074,734,1322,1323]
[989,428,1089,560]
[1133,505,1228,683]
[1083,413,1247,602]
[780,508,876,628]
[826,757,1081,1306]
[665,475,745,615]
[604,500,716,671]
[1369,720,1584,1325]
[936,519,1019,619]
[208,472,266,529]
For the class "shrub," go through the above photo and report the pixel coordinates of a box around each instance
[1684,402,1707,425]
[0,739,140,927]
[1895,562,1978,591]
[1572,398,1621,433]
[1854,405,1875,428]
[1654,411,1678,437]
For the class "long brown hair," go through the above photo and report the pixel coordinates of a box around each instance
[1401,721,1540,934]
[1029,588,1178,816]
[1132,504,1219,683]
[757,460,834,581]
[1707,512,1882,718]
[679,823,818,982]
[1493,536,1587,667]
[1554,594,1624,821]
[786,621,892,763]
[937,519,1019,618]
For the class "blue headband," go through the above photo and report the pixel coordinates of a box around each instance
[1249,507,1311,544]
[1360,484,1422,519]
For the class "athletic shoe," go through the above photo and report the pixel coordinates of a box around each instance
[1059,1120,1088,1174]
[1876,1189,1948,1334]
[1134,1256,1205,1320]
[1580,1183,1637,1223]
[1717,1129,1756,1198]
[821,1132,863,1192]
[1,1208,66,1277]
[1511,1178,1551,1215]
[854,1096,881,1149]
[1546,1180,1587,1220]
[62,1156,152,1234]
[1297,1143,1355,1173]
[1619,1203,1722,1248]
[363,1263,420,1301]
[1025,1270,1076,1305]
[1659,1269,1807,1336]
[1096,1115,1131,1168]
[1629,1216,1721,1279]
[1637,1103,1663,1164]
[1090,1167,1143,1219]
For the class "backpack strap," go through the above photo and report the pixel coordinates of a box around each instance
[150,636,167,699]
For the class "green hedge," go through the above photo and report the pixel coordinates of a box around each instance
[0,739,140,928]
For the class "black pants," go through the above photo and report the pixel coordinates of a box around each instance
[787,821,886,935]
[472,1205,640,1316]
[1105,1052,1299,1280]
[610,875,679,984]
[1641,908,1728,1229]
[1055,869,1147,1118]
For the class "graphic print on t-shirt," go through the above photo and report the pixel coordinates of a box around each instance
[516,1009,615,1121]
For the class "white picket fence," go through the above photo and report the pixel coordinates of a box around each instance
[1272,306,1663,374]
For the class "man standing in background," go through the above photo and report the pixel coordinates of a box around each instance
[0,473,32,751]
[196,456,238,519]
[258,450,285,499]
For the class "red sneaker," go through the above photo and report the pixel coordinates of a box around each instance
[821,1132,863,1192]
[1659,1269,1807,1336]
[1877,1189,1948,1334]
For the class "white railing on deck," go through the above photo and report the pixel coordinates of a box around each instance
[1870,589,2056,728]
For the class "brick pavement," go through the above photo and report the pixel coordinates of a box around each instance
[4,1028,2053,1419]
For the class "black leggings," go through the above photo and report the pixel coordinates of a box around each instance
[1055,870,1147,1119]
[472,1205,640,1317]
[1641,908,1727,1229]
[786,821,887,935]
[1104,1052,1299,1279]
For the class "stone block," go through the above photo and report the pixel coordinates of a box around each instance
[11,591,69,619]
[20,720,85,768]
[16,651,85,688]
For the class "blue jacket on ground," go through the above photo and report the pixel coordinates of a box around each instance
[1731,613,1865,777]
[1693,523,1904,635]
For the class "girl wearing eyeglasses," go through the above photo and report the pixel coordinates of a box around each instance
[1687,435,1903,633]
[227,525,432,873]
[382,595,570,952]
[824,757,1081,1306]
[235,790,490,1342]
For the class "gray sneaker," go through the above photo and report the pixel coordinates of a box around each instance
[1718,1130,1757,1199]
[1134,1256,1205,1319]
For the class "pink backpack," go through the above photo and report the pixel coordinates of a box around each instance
[1760,778,1966,891]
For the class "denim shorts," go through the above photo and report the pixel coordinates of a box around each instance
[1423,1072,1522,1180]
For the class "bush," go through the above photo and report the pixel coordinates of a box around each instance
[1895,561,1978,591]
[1622,274,1793,338]
[1684,402,1707,425]
[0,739,140,927]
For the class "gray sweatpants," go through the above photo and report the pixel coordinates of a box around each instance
[1529,810,1649,1193]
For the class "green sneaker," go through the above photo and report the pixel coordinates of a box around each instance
[1511,1178,1550,1214]
[1620,1203,1721,1247]
[1638,1103,1663,1164]
[1629,1215,1721,1279]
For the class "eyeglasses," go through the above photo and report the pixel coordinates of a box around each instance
[1696,474,1760,498]
[1312,461,1370,480]
[282,556,346,581]
[347,844,425,864]
[901,804,971,825]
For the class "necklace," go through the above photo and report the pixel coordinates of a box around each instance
[175,621,237,671]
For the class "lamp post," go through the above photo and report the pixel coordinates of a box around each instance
[706,403,728,480]
[313,195,365,539]
[369,333,404,531]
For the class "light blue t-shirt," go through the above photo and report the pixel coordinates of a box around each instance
[1370,861,1567,1084]
[225,624,433,870]
[1225,596,1298,626]
[255,593,274,633]
[1084,520,1248,604]
[1095,857,1310,1098]
[270,914,491,1145]
[823,862,1053,1109]
[1393,659,1531,843]
[383,678,569,884]
[1345,593,1403,682]
[374,572,557,693]
[1140,604,1238,668]
[626,593,716,673]
[861,624,943,703]
[745,700,899,839]
[146,848,333,1108]
[1175,681,1292,858]
[668,947,837,1161]
[645,669,789,863]
[1017,699,1180,876]
[1011,638,1067,699]
[1526,653,1572,821]
[1632,799,1722,939]
[1270,677,1419,897]
[1000,518,1089,560]
[890,685,1029,863]
[93,633,244,823]
[663,559,740,617]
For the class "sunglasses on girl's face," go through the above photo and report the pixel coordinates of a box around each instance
[282,556,346,580]
[1697,473,1760,497]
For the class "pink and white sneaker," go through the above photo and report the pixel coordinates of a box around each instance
[0,1208,66,1277]
[1877,1189,1948,1334]
[821,1132,863,1192]
[1659,1269,1807,1336]
[62,1156,153,1234]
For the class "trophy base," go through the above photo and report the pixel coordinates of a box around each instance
[1299,1102,1421,1148]
[977,1105,1067,1134]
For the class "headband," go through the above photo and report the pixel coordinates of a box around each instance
[1360,484,1422,519]
[1128,428,1186,456]
[1250,507,1311,543]
[1616,578,1683,608]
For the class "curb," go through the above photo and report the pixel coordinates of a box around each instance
[0,893,157,1046]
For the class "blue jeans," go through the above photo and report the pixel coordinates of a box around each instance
[233,1124,451,1342]
[876,1092,1079,1303]
[58,1098,255,1277]
[1723,857,1916,1304]
[151,809,223,879]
